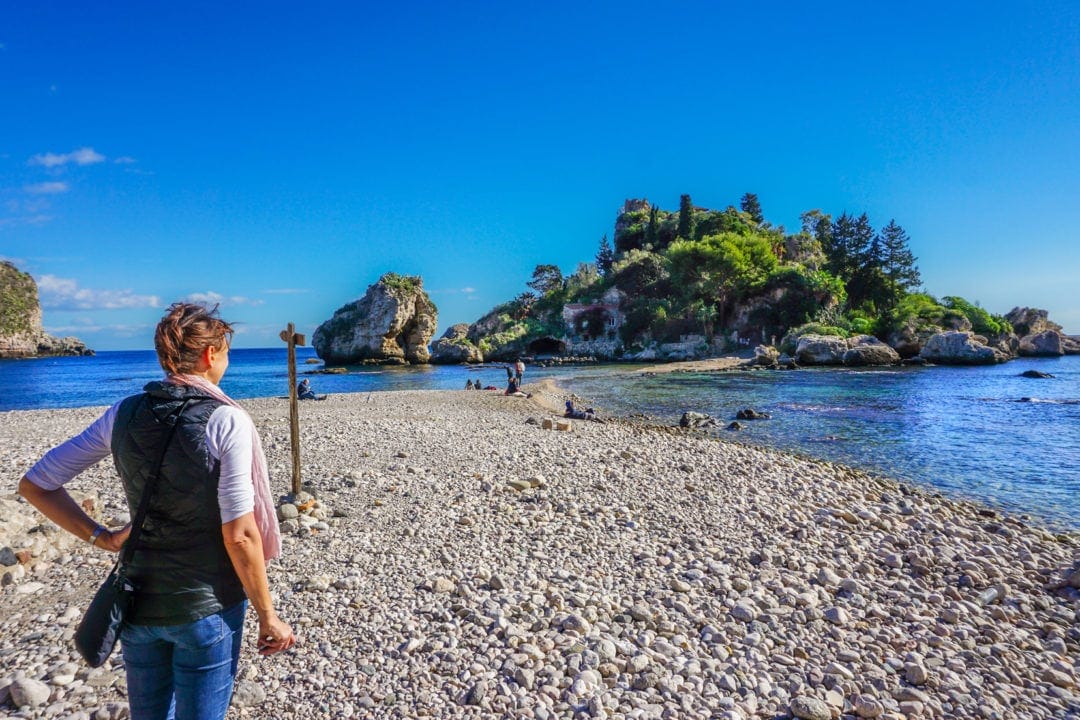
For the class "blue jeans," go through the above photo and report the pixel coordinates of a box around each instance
[120,601,246,720]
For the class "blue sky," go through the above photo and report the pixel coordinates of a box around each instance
[2,1,1077,349]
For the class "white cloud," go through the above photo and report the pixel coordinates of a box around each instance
[37,275,161,310]
[113,156,137,164]
[263,288,310,295]
[0,214,52,228]
[462,287,476,294]
[46,322,151,338]
[29,147,106,168]
[25,181,69,195]
[183,291,264,307]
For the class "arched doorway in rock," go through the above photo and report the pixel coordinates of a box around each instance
[527,337,567,357]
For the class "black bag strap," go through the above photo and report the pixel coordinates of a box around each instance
[119,398,191,566]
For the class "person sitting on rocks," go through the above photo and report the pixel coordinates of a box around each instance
[297,378,321,400]
[505,376,530,398]
[465,379,474,390]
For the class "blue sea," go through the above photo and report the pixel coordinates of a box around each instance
[2,348,1077,531]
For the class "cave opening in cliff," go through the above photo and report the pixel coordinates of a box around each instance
[527,337,567,357]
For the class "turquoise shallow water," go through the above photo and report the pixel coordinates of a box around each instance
[1,349,1077,530]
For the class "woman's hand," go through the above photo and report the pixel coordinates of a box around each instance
[95,524,131,553]
[257,615,296,656]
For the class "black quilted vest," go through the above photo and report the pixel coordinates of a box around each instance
[111,381,245,625]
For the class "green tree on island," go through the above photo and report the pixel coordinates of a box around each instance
[676,194,695,240]
[527,264,564,297]
[740,192,764,225]
[596,235,615,276]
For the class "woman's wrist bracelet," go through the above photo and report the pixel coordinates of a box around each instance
[88,526,107,546]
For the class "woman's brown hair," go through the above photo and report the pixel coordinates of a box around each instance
[154,302,235,375]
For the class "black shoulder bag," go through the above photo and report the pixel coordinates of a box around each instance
[74,399,190,667]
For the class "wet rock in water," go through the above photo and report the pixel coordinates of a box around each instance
[735,408,770,420]
[1019,370,1054,378]
[679,411,716,428]
[727,421,743,431]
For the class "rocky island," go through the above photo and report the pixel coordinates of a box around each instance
[448,196,1076,368]
[312,273,437,365]
[0,261,92,359]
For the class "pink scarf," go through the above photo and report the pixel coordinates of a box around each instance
[166,374,282,561]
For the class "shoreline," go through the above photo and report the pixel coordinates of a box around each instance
[1,390,1078,718]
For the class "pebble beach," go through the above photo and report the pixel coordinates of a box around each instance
[1,386,1078,720]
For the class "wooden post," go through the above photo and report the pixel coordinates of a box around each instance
[279,324,306,496]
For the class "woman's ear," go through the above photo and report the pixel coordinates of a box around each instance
[198,344,216,370]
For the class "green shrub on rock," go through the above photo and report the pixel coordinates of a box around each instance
[779,322,849,355]
[943,296,1012,337]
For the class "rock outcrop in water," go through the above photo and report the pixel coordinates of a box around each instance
[918,330,1009,365]
[0,261,93,358]
[429,323,484,364]
[312,273,437,365]
[793,334,900,366]
[1006,307,1080,357]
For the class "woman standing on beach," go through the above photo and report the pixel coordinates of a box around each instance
[18,302,294,720]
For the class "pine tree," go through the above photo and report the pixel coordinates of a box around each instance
[596,235,615,276]
[644,205,659,248]
[879,220,921,290]
[740,192,764,225]
[677,194,695,240]
[823,212,855,280]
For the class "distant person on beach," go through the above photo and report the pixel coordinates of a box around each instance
[505,376,530,398]
[514,358,525,383]
[565,400,600,421]
[465,379,474,390]
[297,378,318,400]
[17,302,294,720]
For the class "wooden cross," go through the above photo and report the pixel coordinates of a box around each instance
[279,323,306,496]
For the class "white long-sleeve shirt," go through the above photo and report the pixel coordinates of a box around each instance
[25,401,256,523]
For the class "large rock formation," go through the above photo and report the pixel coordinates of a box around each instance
[793,334,849,365]
[842,336,901,366]
[794,334,900,366]
[1005,307,1060,338]
[919,331,1008,365]
[1005,307,1079,356]
[429,323,483,364]
[0,261,93,358]
[312,274,437,365]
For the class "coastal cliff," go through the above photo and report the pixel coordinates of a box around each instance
[312,273,437,365]
[0,261,93,359]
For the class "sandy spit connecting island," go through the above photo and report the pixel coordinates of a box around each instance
[0,381,1078,719]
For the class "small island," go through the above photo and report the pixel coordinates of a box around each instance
[315,195,1076,368]
[0,261,93,359]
